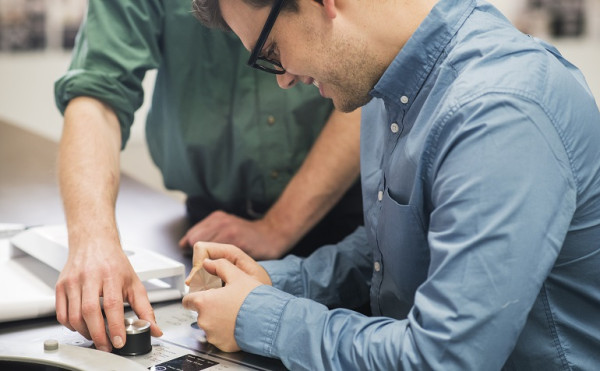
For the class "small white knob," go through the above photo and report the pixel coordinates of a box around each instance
[44,339,59,351]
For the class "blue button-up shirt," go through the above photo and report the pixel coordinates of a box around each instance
[235,0,600,369]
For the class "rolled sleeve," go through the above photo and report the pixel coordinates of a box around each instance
[54,0,164,147]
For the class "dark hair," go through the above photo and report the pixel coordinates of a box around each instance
[191,0,299,32]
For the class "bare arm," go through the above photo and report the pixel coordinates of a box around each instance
[59,97,121,245]
[179,108,361,259]
[55,96,161,352]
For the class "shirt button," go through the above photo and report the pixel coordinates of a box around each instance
[267,115,276,125]
[374,262,381,272]
[390,122,400,133]
[400,96,409,104]
[270,170,279,179]
[377,190,383,201]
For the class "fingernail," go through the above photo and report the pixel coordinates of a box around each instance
[113,336,123,348]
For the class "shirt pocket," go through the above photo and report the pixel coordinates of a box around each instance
[376,187,430,319]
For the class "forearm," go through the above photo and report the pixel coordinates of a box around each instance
[59,96,122,247]
[263,108,361,254]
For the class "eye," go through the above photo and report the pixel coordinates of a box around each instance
[264,42,279,60]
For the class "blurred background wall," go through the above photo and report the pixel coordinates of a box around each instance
[0,0,162,194]
[0,0,599,194]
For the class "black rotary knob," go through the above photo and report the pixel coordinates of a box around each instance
[115,318,152,356]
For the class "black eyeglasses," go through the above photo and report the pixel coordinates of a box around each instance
[247,0,286,74]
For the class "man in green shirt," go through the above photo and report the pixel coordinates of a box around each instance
[53,0,362,353]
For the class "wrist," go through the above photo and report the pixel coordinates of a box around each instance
[66,221,121,252]
[258,213,297,257]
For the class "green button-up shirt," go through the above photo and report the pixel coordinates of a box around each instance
[54,0,333,212]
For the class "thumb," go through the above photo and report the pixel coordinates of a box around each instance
[203,258,242,285]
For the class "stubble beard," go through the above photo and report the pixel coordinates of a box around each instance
[326,36,387,113]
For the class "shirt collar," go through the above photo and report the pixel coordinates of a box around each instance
[370,0,477,107]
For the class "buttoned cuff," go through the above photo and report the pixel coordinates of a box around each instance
[235,285,295,357]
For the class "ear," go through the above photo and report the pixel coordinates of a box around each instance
[321,0,337,19]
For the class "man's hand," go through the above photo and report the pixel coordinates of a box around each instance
[57,98,162,352]
[178,211,287,260]
[55,241,163,352]
[179,108,361,261]
[185,241,272,287]
[183,258,262,352]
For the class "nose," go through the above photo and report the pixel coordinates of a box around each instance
[276,72,298,89]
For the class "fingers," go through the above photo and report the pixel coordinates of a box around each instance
[178,234,188,248]
[65,279,91,341]
[195,241,247,265]
[182,289,242,352]
[102,283,125,349]
[208,223,245,246]
[128,282,163,337]
[202,258,242,285]
[185,242,237,286]
[186,240,239,284]
[181,259,257,353]
[182,291,201,311]
[187,241,272,286]
[199,242,265,281]
[55,283,75,332]
[183,259,243,309]
[179,212,225,248]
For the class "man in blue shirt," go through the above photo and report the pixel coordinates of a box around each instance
[183,0,600,369]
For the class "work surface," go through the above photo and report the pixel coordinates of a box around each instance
[0,121,285,370]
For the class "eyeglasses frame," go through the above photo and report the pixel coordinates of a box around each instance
[247,0,287,74]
